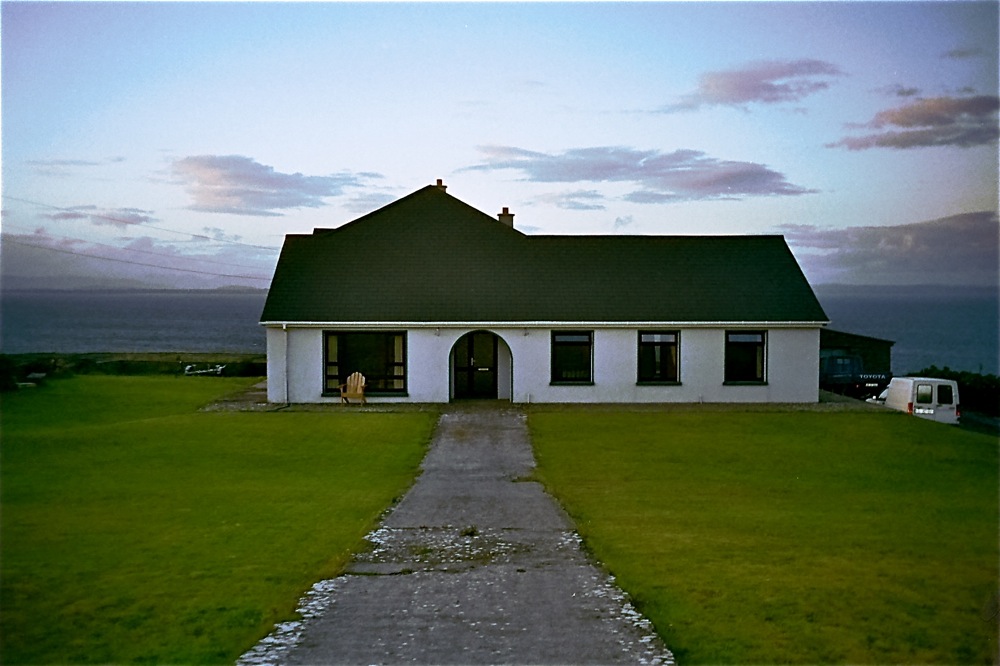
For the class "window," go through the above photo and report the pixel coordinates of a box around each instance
[551,331,593,384]
[325,332,406,394]
[638,331,679,383]
[725,331,766,383]
[937,384,954,405]
[916,383,933,404]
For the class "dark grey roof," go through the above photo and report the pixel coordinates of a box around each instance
[261,185,828,324]
[821,328,895,347]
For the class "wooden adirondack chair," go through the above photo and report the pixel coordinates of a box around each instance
[339,372,367,404]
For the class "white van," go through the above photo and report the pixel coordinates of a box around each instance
[871,377,961,425]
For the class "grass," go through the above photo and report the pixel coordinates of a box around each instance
[1,376,436,664]
[529,409,999,664]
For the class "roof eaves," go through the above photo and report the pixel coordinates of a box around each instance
[260,319,831,328]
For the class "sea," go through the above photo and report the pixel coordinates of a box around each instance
[0,290,268,356]
[814,285,998,376]
[1,287,997,375]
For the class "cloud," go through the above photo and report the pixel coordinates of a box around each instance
[92,208,156,228]
[621,190,681,204]
[869,95,999,129]
[342,191,398,215]
[614,216,634,231]
[779,211,999,286]
[172,155,379,216]
[532,190,606,210]
[664,59,844,112]
[43,210,90,221]
[1,227,274,289]
[1,227,134,287]
[41,206,156,229]
[465,145,816,202]
[3,227,86,250]
[829,95,1000,150]
[26,156,126,177]
[28,159,104,168]
[202,227,243,243]
[876,84,921,98]
[943,47,985,60]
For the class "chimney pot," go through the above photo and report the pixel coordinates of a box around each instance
[435,179,447,192]
[498,207,515,227]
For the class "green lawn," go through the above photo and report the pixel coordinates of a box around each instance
[529,410,999,664]
[1,376,436,664]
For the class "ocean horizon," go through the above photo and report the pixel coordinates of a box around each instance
[1,286,997,376]
[0,289,268,356]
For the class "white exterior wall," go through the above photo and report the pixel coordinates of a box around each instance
[265,327,287,403]
[265,325,820,404]
[762,328,822,403]
[510,328,819,404]
[266,327,326,403]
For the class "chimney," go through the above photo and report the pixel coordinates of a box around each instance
[498,206,514,227]
[435,179,447,192]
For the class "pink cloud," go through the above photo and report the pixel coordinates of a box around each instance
[779,211,998,285]
[173,155,380,216]
[664,59,844,111]
[532,190,606,211]
[829,95,1000,150]
[465,145,816,202]
[42,206,155,229]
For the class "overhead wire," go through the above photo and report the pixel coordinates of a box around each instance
[2,236,272,281]
[1,195,281,251]
[2,221,273,272]
[1,194,281,281]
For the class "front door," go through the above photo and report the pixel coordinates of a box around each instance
[454,332,498,399]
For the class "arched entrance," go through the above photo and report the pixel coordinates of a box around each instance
[450,331,512,400]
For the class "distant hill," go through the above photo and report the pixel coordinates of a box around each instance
[210,285,268,293]
[2,274,164,291]
[2,275,267,292]
[814,283,999,301]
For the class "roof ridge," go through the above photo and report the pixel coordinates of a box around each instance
[262,187,828,324]
[312,183,523,236]
[529,233,786,240]
[327,184,445,233]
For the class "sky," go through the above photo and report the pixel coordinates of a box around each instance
[2,1,998,290]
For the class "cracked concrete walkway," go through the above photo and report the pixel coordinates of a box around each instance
[239,406,674,665]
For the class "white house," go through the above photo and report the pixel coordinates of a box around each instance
[261,181,829,404]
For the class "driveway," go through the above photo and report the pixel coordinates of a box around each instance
[239,405,674,665]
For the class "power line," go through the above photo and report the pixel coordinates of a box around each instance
[2,222,272,272]
[2,195,281,252]
[3,236,272,282]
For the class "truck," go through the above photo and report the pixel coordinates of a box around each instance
[819,350,891,400]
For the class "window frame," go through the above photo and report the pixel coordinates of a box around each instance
[550,331,594,385]
[323,331,407,396]
[637,330,681,385]
[724,330,767,384]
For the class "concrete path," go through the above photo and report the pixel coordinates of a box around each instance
[239,406,674,665]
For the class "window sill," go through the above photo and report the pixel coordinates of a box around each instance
[549,381,595,387]
[637,381,682,386]
[723,381,768,386]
